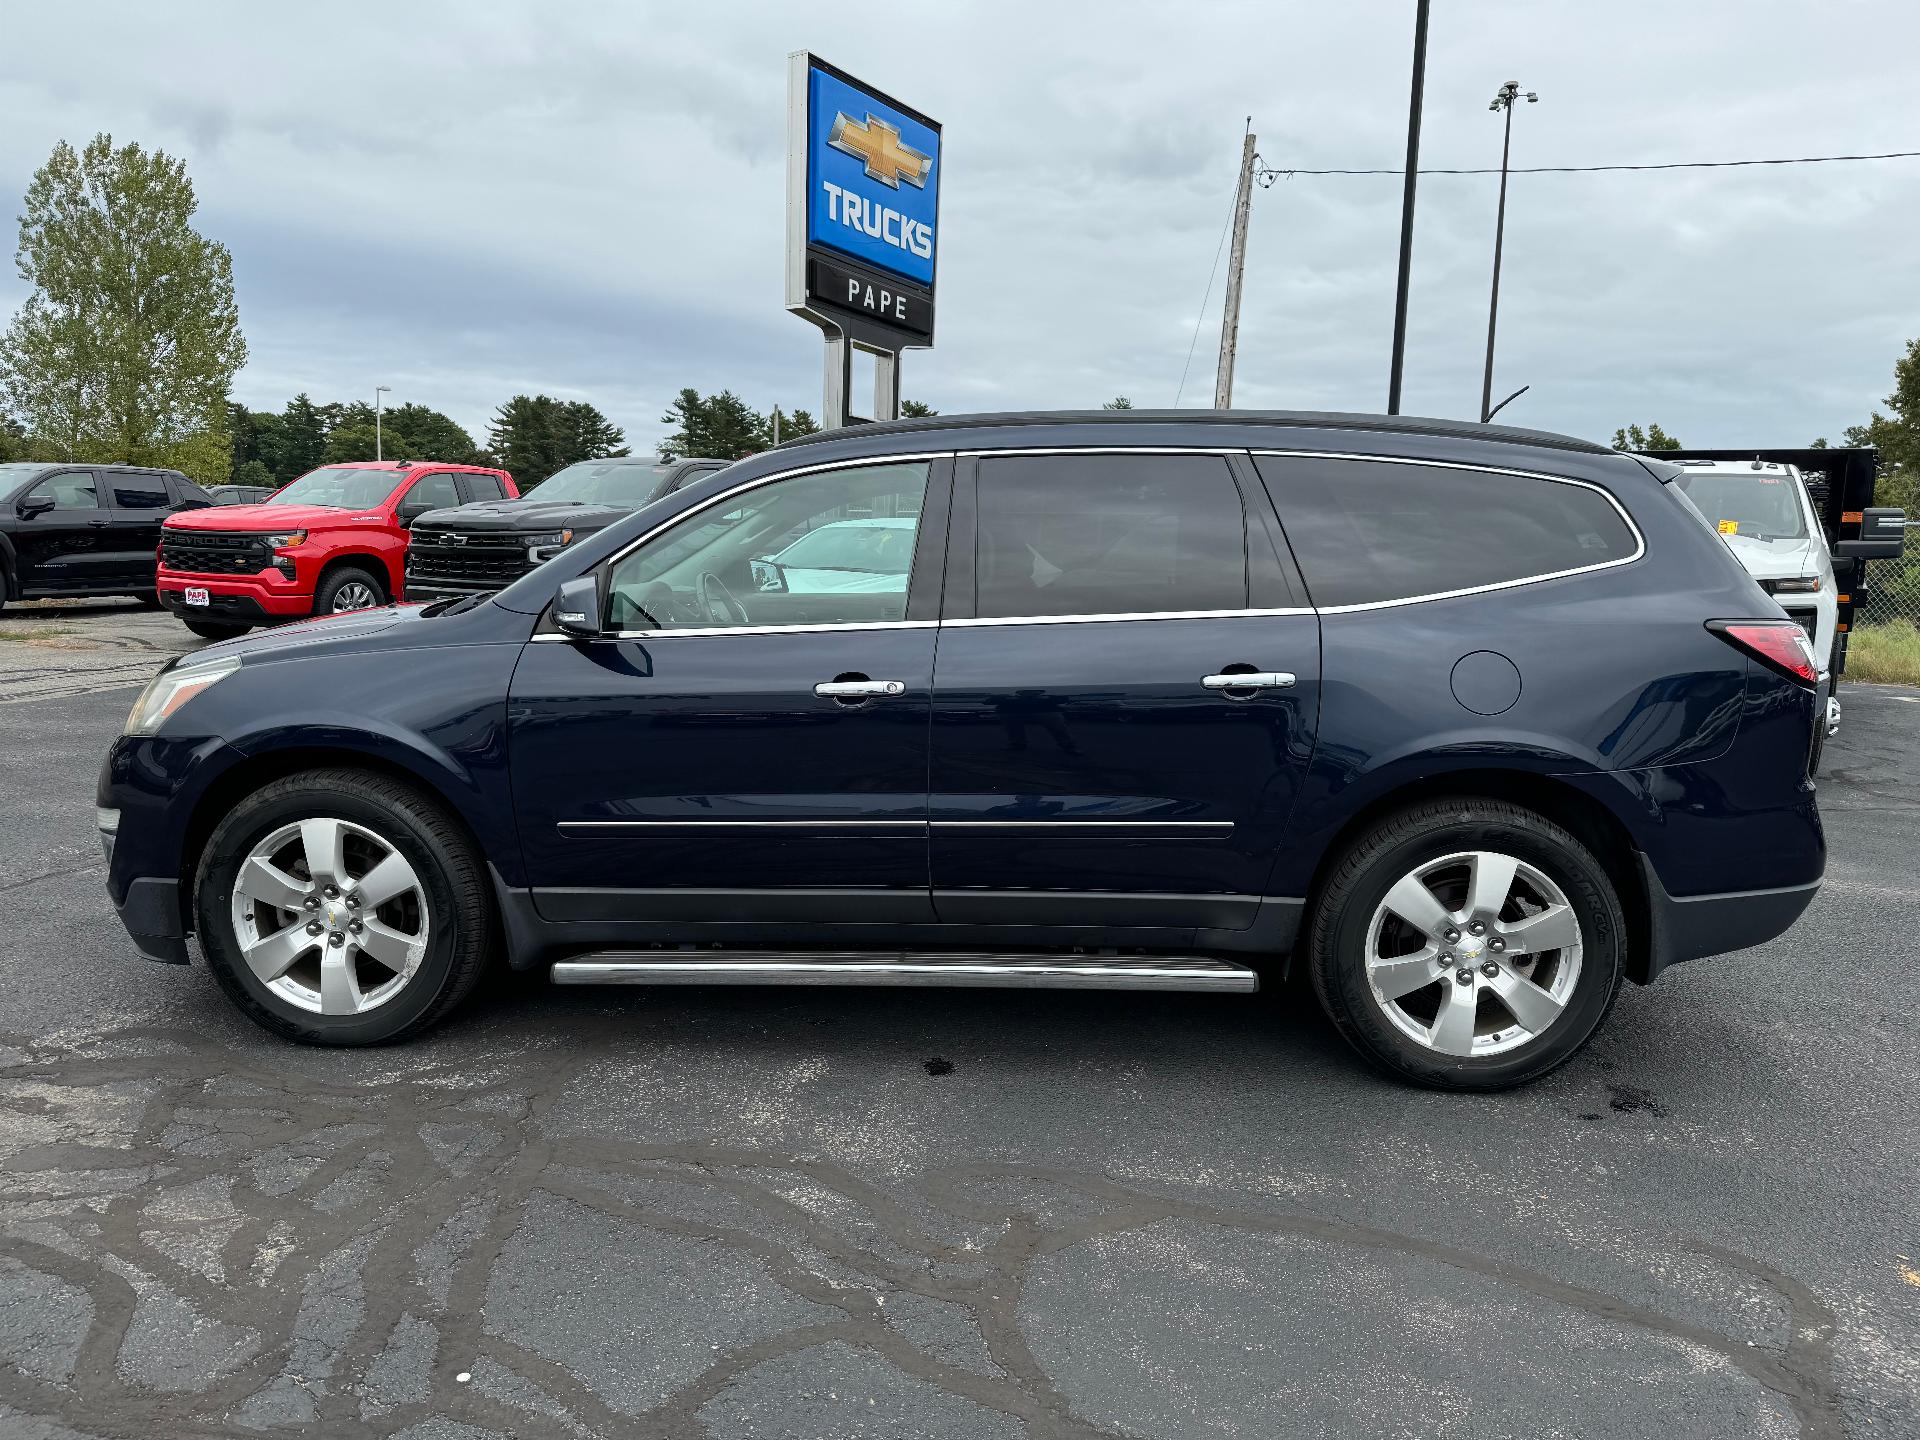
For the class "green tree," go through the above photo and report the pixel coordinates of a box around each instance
[1103,396,1134,409]
[277,393,329,481]
[660,388,769,459]
[232,459,273,488]
[487,394,628,489]
[323,400,482,466]
[900,399,937,417]
[228,402,285,481]
[1842,336,1920,509]
[0,412,25,462]
[767,406,820,444]
[1611,422,1682,452]
[0,134,245,483]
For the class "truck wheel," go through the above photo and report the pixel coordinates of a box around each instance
[0,568,9,614]
[183,618,250,640]
[195,768,494,1045]
[317,565,386,615]
[1307,797,1624,1091]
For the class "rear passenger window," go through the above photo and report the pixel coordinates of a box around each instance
[464,473,508,502]
[973,454,1247,619]
[107,472,171,509]
[1255,456,1639,608]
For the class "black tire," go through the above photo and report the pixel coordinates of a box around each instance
[135,591,163,609]
[183,618,250,640]
[315,563,387,615]
[1307,797,1625,1091]
[194,768,495,1045]
[0,567,9,614]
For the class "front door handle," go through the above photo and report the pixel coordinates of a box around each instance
[88,519,111,527]
[815,679,907,699]
[1201,671,1295,692]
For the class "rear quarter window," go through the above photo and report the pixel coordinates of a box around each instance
[1255,456,1640,609]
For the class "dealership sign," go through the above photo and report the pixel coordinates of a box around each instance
[786,53,941,347]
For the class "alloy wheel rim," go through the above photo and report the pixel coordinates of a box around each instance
[229,817,430,1016]
[1362,849,1583,1058]
[332,582,378,612]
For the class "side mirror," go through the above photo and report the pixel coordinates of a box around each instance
[749,557,788,593]
[553,575,602,639]
[16,494,54,519]
[397,505,430,528]
[1833,507,1907,562]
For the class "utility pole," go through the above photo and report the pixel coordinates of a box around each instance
[1480,80,1538,423]
[1386,0,1431,415]
[374,385,391,461]
[1213,125,1257,409]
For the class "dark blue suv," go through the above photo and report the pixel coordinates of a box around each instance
[98,411,1825,1089]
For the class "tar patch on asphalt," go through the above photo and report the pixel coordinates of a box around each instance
[1605,1084,1670,1117]
[923,1056,954,1076]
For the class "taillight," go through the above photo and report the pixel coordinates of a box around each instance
[1707,619,1820,686]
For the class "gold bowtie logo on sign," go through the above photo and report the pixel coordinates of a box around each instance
[827,113,932,190]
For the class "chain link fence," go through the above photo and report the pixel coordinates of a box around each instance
[1846,527,1920,685]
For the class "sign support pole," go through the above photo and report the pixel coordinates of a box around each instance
[873,352,900,423]
[823,331,852,430]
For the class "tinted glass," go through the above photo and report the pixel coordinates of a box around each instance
[537,460,674,504]
[468,474,508,501]
[404,473,461,513]
[1256,456,1639,608]
[606,462,928,631]
[25,471,99,509]
[973,454,1247,619]
[272,467,405,509]
[107,472,170,509]
[1671,469,1808,540]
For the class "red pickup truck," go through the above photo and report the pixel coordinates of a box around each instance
[157,460,516,638]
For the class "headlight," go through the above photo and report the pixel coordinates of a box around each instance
[124,655,241,736]
[1762,575,1822,595]
[525,529,575,562]
[262,530,307,550]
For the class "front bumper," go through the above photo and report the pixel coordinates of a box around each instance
[158,573,313,622]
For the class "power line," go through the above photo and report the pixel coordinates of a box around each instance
[1255,148,1920,183]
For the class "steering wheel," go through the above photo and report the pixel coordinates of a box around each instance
[696,571,749,626]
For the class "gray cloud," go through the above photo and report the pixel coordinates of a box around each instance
[1,0,1916,457]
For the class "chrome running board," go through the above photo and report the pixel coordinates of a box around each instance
[550,951,1258,993]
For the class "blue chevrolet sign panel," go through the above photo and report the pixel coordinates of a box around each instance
[805,65,941,287]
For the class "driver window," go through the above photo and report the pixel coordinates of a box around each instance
[26,472,100,509]
[605,461,929,632]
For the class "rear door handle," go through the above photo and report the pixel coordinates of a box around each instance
[814,679,907,699]
[1201,671,1295,692]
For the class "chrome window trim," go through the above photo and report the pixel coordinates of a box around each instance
[944,606,1309,629]
[1251,449,1647,613]
[531,618,938,643]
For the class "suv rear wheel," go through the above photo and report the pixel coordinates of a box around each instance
[317,564,386,615]
[195,768,494,1044]
[1308,798,1624,1091]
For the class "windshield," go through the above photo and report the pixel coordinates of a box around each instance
[270,466,405,510]
[773,522,915,574]
[1671,470,1808,541]
[532,460,674,505]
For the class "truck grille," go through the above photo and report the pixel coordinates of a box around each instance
[406,531,537,596]
[160,531,273,576]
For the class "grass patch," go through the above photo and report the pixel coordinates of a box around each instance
[0,626,75,642]
[1846,620,1920,687]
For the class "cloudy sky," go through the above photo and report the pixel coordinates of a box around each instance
[2,1,1916,456]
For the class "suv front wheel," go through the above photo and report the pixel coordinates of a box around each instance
[195,768,494,1044]
[1308,798,1625,1091]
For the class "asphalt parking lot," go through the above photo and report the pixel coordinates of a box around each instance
[2,602,1918,1439]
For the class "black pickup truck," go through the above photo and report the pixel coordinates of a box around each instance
[403,455,727,603]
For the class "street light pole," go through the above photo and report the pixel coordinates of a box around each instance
[374,385,391,460]
[1479,81,1537,423]
[1386,0,1431,416]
